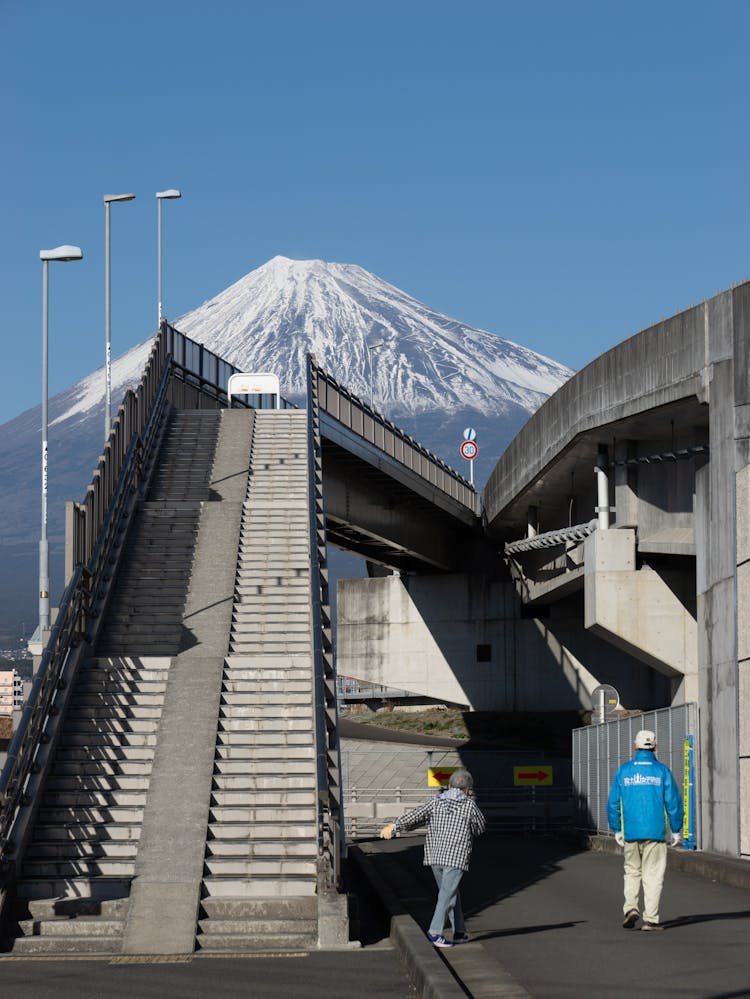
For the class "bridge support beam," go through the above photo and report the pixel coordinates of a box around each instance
[583,528,698,701]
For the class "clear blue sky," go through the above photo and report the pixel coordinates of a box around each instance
[2,0,747,424]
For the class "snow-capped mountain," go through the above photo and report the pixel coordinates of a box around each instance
[175,256,569,416]
[0,257,572,643]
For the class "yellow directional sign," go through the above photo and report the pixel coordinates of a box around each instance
[428,767,457,787]
[513,766,553,786]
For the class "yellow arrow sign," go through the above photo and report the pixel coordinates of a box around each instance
[428,767,457,787]
[513,766,553,786]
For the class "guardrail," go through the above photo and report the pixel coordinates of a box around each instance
[1,331,173,888]
[310,355,480,515]
[344,786,573,837]
[307,354,345,892]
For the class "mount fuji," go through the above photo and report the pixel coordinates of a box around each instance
[0,256,572,643]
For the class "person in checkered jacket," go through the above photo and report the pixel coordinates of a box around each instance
[379,768,486,948]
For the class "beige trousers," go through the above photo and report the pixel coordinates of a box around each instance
[623,840,667,923]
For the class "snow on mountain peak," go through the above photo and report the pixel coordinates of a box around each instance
[173,257,572,417]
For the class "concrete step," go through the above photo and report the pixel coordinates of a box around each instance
[216,731,313,747]
[211,789,316,807]
[58,732,157,748]
[218,704,312,720]
[207,823,318,841]
[216,744,315,760]
[212,775,315,791]
[229,643,312,655]
[44,775,150,793]
[21,859,136,879]
[9,934,124,955]
[217,717,313,732]
[60,718,159,734]
[37,806,144,825]
[221,666,312,681]
[40,790,148,807]
[210,805,317,824]
[205,840,317,860]
[203,858,317,878]
[51,761,153,777]
[213,759,315,776]
[84,657,173,669]
[222,678,312,693]
[195,929,317,952]
[13,876,132,901]
[25,840,138,861]
[33,823,142,842]
[14,897,129,920]
[56,746,156,762]
[68,693,165,708]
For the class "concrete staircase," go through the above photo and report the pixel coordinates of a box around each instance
[96,408,220,655]
[7,656,170,954]
[197,410,321,952]
[4,408,221,955]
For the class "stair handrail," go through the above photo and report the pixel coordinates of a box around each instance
[307,352,345,893]
[0,332,173,879]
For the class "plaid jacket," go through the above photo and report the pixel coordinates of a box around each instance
[392,789,486,871]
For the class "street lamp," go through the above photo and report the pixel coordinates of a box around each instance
[156,189,181,324]
[39,245,83,635]
[367,340,385,409]
[103,193,135,441]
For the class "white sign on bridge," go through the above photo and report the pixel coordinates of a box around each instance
[227,372,281,408]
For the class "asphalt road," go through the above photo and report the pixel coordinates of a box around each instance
[372,833,750,998]
[0,946,415,999]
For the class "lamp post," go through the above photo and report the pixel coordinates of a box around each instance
[367,340,385,409]
[156,189,181,324]
[104,193,135,441]
[39,245,83,634]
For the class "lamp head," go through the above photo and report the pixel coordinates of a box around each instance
[156,189,181,200]
[104,193,136,204]
[40,245,83,262]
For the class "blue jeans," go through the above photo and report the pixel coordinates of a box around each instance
[428,865,465,936]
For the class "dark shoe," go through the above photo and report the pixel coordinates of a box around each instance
[641,921,664,932]
[427,932,453,948]
[622,909,640,929]
[452,931,470,944]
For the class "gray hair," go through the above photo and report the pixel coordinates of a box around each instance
[448,769,474,793]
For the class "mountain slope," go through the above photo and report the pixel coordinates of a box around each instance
[0,257,572,643]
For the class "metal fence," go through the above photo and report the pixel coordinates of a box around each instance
[310,355,480,515]
[341,746,573,838]
[572,704,699,844]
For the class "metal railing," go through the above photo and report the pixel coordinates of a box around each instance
[572,705,699,844]
[0,329,174,879]
[307,353,345,892]
[344,785,573,838]
[310,356,480,514]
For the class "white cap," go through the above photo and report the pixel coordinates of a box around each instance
[634,729,656,750]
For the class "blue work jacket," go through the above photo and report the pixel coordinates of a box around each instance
[607,750,683,841]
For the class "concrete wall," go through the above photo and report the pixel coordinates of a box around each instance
[336,574,668,713]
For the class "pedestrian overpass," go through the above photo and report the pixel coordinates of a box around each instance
[0,322,484,955]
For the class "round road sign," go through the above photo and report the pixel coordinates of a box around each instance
[460,440,478,460]
[463,427,477,441]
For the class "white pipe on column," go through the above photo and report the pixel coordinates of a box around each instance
[596,447,610,529]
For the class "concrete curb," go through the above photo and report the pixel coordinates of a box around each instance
[584,834,750,891]
[348,846,465,999]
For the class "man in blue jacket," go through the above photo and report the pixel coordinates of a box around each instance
[607,729,683,931]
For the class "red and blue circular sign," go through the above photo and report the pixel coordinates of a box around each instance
[460,440,478,460]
